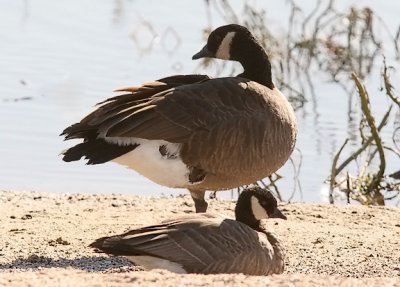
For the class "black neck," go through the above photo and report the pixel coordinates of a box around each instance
[236,215,261,230]
[235,40,274,89]
[235,192,260,230]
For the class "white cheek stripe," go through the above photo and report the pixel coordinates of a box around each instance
[251,196,269,220]
[215,32,236,60]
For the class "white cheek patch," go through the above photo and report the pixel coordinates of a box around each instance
[215,32,236,60]
[251,196,269,220]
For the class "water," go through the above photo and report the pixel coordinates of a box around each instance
[1,0,399,203]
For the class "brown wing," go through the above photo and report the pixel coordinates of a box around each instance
[104,77,265,142]
[63,76,263,144]
[61,74,211,141]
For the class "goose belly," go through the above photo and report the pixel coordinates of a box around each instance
[126,256,187,274]
[110,138,189,188]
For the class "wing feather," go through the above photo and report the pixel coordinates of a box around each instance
[103,77,257,143]
[91,216,268,273]
[62,75,263,147]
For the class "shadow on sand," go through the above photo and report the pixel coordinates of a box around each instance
[0,255,140,272]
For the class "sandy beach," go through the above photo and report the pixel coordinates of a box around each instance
[1,191,399,286]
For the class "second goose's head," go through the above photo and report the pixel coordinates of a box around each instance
[235,186,286,229]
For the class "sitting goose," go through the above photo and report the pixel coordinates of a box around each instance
[90,186,286,275]
[61,24,297,212]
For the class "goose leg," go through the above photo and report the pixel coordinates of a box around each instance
[188,189,208,213]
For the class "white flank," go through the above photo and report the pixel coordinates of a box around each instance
[126,256,187,274]
[111,138,189,188]
[251,196,269,220]
[215,31,236,60]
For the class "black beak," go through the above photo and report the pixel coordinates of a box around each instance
[192,45,213,60]
[270,207,287,220]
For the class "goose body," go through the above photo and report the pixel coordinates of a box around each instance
[90,187,286,275]
[61,25,297,212]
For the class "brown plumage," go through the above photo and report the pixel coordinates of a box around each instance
[61,24,297,212]
[90,186,286,275]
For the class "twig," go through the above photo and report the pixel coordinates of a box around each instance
[346,172,351,204]
[329,138,349,204]
[335,106,392,175]
[287,147,303,202]
[393,127,400,151]
[382,58,400,107]
[352,72,386,191]
[382,145,400,157]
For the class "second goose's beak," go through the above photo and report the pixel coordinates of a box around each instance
[270,207,287,220]
[192,45,213,60]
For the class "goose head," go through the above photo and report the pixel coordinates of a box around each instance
[192,24,255,61]
[192,24,274,89]
[235,186,286,229]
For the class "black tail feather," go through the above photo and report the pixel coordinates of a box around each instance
[62,139,138,164]
[61,123,97,140]
[89,236,141,256]
[89,236,110,253]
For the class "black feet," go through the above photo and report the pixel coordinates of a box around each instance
[194,199,208,213]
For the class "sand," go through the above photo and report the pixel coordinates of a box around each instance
[0,191,399,287]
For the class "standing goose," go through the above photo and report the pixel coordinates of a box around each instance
[90,186,286,275]
[61,24,297,212]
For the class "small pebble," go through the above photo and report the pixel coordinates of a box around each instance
[21,214,32,220]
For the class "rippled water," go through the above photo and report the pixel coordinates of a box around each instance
[1,0,399,202]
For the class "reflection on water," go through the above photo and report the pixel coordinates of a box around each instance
[0,0,399,203]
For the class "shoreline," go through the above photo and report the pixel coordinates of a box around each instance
[1,191,400,286]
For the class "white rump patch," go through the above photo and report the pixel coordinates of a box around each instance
[127,256,187,274]
[215,31,236,60]
[111,138,190,188]
[251,196,269,220]
[105,137,141,146]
